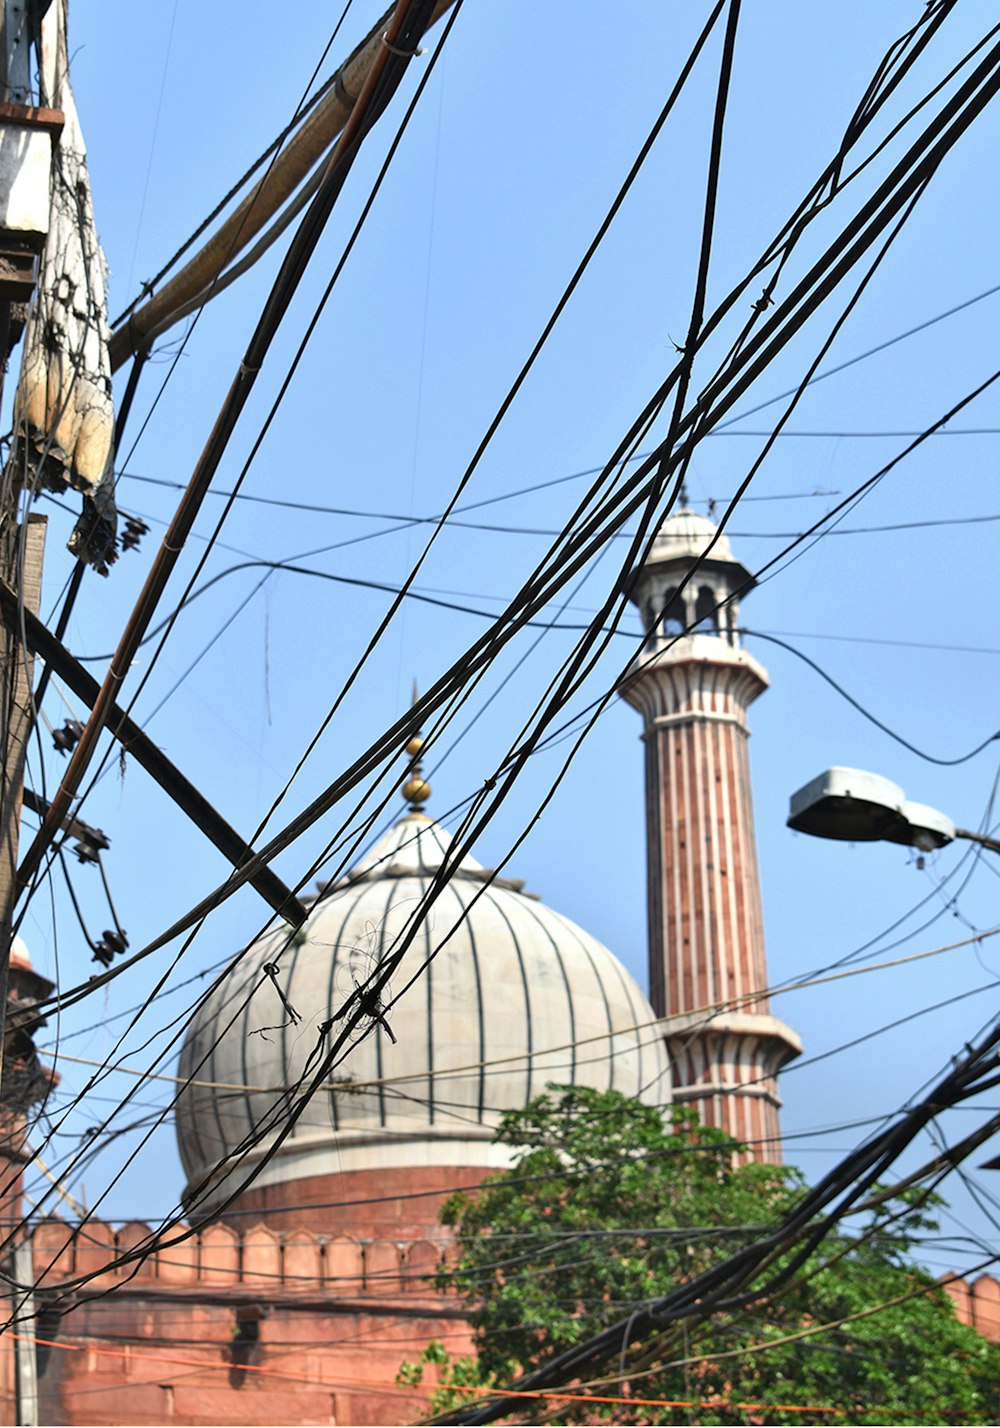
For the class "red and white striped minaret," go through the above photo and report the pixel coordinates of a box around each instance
[620,508,800,1161]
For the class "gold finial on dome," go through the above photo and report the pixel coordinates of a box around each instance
[402,682,431,814]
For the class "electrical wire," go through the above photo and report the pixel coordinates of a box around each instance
[7,0,742,1193]
[15,0,447,900]
[108,1,357,332]
[13,0,1000,1296]
[28,5,364,713]
[745,628,1000,765]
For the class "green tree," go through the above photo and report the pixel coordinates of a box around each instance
[399,1087,1000,1425]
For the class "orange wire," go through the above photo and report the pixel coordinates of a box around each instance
[10,1331,844,1413]
[9,1331,429,1397]
[22,1331,981,1419]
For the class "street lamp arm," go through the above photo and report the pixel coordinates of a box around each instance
[954,828,1000,856]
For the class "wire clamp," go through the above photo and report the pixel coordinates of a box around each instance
[382,31,426,57]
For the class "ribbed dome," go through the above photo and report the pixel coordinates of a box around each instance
[176,815,668,1210]
[649,507,735,565]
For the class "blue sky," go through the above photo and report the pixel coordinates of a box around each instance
[16,2,1000,1273]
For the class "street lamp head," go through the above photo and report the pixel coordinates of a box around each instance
[787,767,956,851]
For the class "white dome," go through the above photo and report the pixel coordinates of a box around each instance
[176,815,668,1209]
[649,507,735,565]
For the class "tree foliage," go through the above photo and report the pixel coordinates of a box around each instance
[399,1087,1000,1425]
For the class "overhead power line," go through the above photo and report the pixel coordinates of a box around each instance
[745,628,1000,766]
[714,279,1000,430]
[108,1,359,334]
[435,1033,1000,1424]
[108,1,458,366]
[15,0,1000,1288]
[22,348,999,1245]
[15,0,446,900]
[42,923,1000,1098]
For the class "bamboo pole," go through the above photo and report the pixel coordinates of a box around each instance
[109,0,456,370]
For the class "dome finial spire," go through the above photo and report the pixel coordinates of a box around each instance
[402,682,431,814]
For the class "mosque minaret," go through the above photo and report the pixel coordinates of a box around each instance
[621,506,801,1159]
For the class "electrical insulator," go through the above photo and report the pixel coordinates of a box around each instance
[52,719,85,756]
[72,821,110,865]
[92,929,128,968]
[120,516,150,553]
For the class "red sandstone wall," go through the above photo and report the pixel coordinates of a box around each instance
[27,1215,473,1427]
[23,1218,1000,1424]
[942,1272,1000,1342]
[230,1162,490,1237]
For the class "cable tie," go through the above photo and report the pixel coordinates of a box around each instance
[382,31,426,58]
[238,360,260,378]
[161,538,183,553]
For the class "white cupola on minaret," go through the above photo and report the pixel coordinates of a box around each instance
[621,505,801,1162]
[636,507,751,648]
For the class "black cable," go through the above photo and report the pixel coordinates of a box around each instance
[14,0,449,909]
[109,1,357,331]
[27,36,994,1028]
[715,277,1000,432]
[35,6,361,694]
[752,627,1000,656]
[1,3,480,1207]
[34,0,466,868]
[56,144,977,1296]
[46,0,994,868]
[117,471,1000,537]
[505,357,1000,786]
[745,628,1000,766]
[437,1035,1000,1423]
[17,0,729,1048]
[13,0,994,1285]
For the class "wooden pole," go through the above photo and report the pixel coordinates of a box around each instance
[0,520,45,1428]
[0,516,46,1080]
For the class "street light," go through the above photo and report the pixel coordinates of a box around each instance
[787,766,1000,855]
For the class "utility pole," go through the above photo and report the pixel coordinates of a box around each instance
[0,0,61,1098]
[0,518,45,1003]
[0,9,62,1419]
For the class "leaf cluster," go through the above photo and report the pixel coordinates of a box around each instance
[401,1087,1000,1425]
